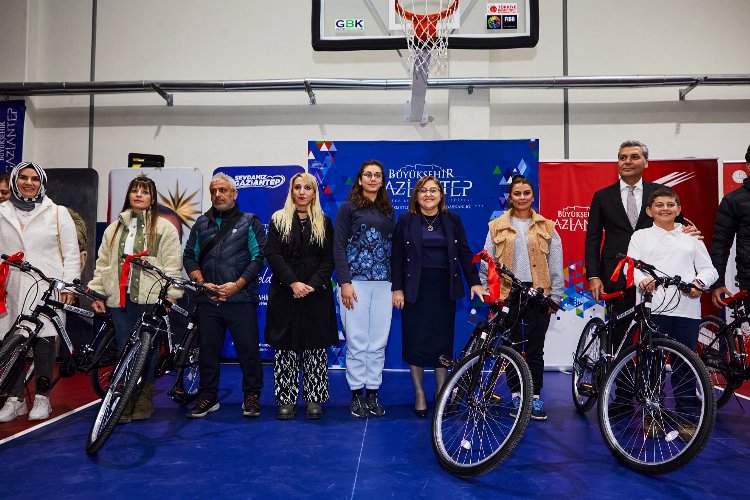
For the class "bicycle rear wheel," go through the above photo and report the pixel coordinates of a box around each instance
[89,326,118,398]
[696,315,737,408]
[598,337,716,474]
[432,345,532,477]
[86,330,151,455]
[168,325,200,403]
[572,317,604,412]
[0,334,28,394]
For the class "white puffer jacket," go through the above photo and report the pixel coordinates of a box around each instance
[0,198,81,338]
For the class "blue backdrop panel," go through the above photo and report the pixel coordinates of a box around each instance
[308,140,539,368]
[0,100,25,173]
[214,165,304,361]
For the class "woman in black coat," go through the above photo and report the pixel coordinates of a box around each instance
[265,173,338,420]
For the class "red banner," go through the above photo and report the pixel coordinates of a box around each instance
[540,159,719,289]
[723,161,750,196]
[538,159,719,367]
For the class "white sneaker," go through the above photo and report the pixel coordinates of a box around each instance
[28,395,52,421]
[0,397,29,422]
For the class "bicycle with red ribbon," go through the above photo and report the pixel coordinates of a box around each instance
[574,253,716,473]
[0,253,116,402]
[430,250,559,477]
[86,257,219,455]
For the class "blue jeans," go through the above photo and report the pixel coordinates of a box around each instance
[108,297,157,384]
[651,314,700,419]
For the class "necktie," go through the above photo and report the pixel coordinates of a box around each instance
[626,185,638,229]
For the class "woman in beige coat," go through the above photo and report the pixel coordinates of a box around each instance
[0,162,80,422]
[88,175,183,422]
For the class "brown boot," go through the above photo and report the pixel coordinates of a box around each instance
[118,394,136,424]
[131,383,154,421]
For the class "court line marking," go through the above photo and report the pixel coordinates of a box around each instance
[351,415,369,500]
[0,399,101,446]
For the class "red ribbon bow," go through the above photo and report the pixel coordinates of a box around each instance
[0,252,25,315]
[610,255,635,289]
[472,249,501,303]
[119,249,149,307]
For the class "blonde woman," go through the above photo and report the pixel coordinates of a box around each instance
[88,175,183,423]
[265,173,337,420]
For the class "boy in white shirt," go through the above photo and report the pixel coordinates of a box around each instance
[627,186,718,437]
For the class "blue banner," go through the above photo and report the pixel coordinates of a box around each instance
[0,100,25,173]
[214,165,305,361]
[308,140,539,368]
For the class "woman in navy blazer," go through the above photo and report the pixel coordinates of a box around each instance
[392,176,485,417]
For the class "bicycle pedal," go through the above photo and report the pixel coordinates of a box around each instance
[438,355,454,368]
[577,383,595,397]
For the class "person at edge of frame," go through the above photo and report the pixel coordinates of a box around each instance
[709,144,750,311]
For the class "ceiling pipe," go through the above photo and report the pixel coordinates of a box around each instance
[1,74,748,100]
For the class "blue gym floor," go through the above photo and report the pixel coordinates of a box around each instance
[1,366,748,499]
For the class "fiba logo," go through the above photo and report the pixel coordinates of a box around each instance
[232,174,285,189]
[556,205,590,232]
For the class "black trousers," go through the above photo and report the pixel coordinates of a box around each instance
[196,302,263,399]
[610,286,637,352]
[505,288,551,396]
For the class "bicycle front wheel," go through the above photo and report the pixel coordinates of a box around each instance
[89,326,118,398]
[86,330,151,455]
[572,317,604,413]
[0,334,28,393]
[432,345,532,477]
[598,337,716,474]
[696,315,737,408]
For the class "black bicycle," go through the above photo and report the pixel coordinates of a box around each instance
[582,255,716,474]
[431,264,559,477]
[0,253,117,399]
[696,289,750,408]
[86,257,217,455]
[572,289,630,413]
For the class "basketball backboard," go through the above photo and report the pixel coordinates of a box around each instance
[312,0,539,51]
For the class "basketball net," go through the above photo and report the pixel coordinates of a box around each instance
[395,0,459,77]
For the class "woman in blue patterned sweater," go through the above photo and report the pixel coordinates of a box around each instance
[334,160,395,419]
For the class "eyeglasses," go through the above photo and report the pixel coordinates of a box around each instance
[418,188,440,195]
[361,172,383,179]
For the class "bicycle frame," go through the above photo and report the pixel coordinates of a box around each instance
[0,254,115,393]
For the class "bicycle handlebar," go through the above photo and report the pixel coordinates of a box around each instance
[615,253,701,294]
[2,253,72,292]
[127,257,221,298]
[71,278,108,302]
[495,263,561,312]
[2,253,114,302]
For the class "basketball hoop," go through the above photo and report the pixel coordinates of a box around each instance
[395,0,459,75]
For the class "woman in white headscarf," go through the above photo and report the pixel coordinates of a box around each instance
[0,161,80,423]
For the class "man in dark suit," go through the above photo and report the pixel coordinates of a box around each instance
[586,140,694,343]
[586,140,656,304]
